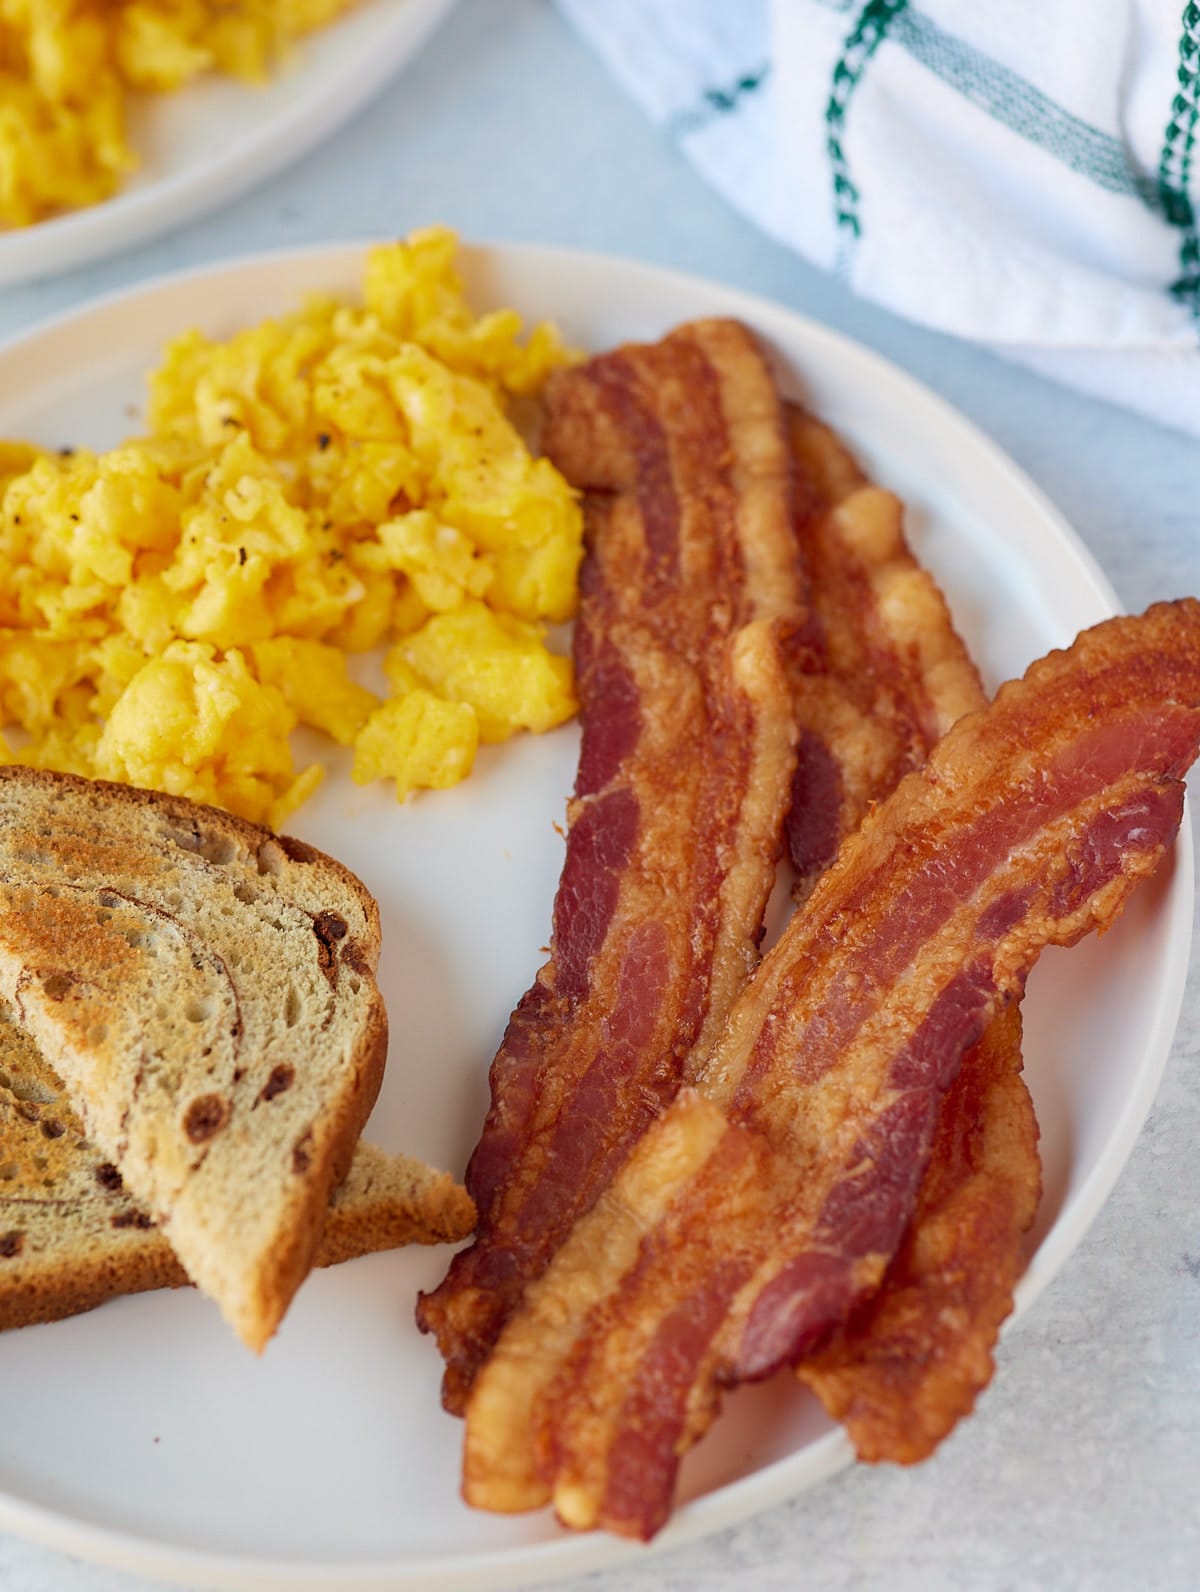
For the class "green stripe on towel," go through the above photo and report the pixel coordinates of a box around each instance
[825,0,909,273]
[892,9,1159,210]
[1160,2,1200,318]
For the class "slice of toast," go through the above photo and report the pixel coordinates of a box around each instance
[0,767,391,1350]
[0,999,475,1331]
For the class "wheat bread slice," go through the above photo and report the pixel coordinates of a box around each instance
[0,766,391,1350]
[0,1000,475,1331]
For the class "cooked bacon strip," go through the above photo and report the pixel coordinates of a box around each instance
[797,1000,1037,1461]
[461,405,1025,1509]
[465,599,1200,1537]
[782,408,984,899]
[417,320,811,1411]
[463,400,1036,1493]
[779,408,1040,1460]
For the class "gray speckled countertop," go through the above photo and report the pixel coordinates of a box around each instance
[1,3,1197,1589]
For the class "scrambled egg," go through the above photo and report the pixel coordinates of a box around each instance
[0,0,358,227]
[0,226,583,826]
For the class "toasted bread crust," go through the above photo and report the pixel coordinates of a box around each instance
[0,766,393,1348]
[0,1007,475,1333]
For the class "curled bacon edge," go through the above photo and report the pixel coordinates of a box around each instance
[418,319,813,1411]
[463,596,1200,1537]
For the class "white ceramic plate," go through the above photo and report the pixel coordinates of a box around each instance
[0,0,455,288]
[0,246,1191,1591]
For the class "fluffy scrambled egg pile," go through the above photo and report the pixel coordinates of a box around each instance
[0,226,582,826]
[0,0,358,227]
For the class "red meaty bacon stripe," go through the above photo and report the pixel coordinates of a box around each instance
[460,402,1031,1511]
[417,320,812,1412]
[774,408,1040,1463]
[464,600,1200,1537]
[781,407,984,899]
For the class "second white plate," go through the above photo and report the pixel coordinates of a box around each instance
[0,242,1191,1590]
[0,0,456,288]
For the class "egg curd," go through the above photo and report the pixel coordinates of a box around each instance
[0,226,583,827]
[0,0,358,227]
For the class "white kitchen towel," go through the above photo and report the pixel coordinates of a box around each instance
[556,0,1200,437]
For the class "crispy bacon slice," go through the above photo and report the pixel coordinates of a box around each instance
[779,408,1040,1460]
[464,599,1200,1537]
[797,1000,1037,1462]
[461,405,1028,1509]
[782,407,984,899]
[417,320,811,1411]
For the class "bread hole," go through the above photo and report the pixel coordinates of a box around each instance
[292,1130,313,1173]
[167,825,236,866]
[98,892,119,909]
[285,987,302,1028]
[94,1163,123,1192]
[154,1004,169,1023]
[42,973,73,1000]
[0,1071,9,1090]
[32,1154,47,1172]
[348,977,362,995]
[10,1075,56,1105]
[198,832,236,865]
[149,1058,183,1092]
[233,882,257,905]
[166,890,184,910]
[95,908,113,925]
[88,1024,108,1047]
[0,1164,17,1182]
[185,997,215,1024]
[0,1231,24,1258]
[256,841,284,877]
[43,884,61,898]
[41,1118,65,1139]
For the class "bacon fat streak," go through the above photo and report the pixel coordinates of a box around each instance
[417,320,811,1411]
[779,407,1040,1461]
[456,360,1037,1498]
[461,399,1031,1510]
[465,599,1200,1537]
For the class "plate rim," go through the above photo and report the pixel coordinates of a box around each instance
[0,238,1191,1591]
[0,0,457,289]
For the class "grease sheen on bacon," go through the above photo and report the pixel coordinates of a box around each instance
[778,407,1040,1462]
[462,390,1038,1497]
[781,407,984,898]
[465,599,1200,1537]
[461,400,1033,1511]
[417,320,812,1411]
